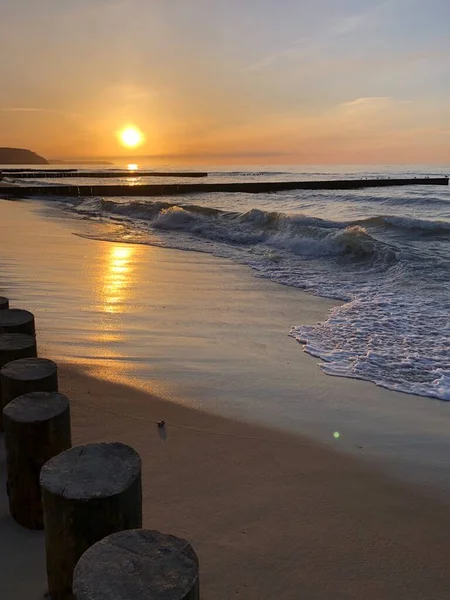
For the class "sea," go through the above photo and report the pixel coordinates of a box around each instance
[5,164,450,402]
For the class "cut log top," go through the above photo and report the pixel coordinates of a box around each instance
[1,357,57,381]
[73,529,199,600]
[0,309,34,329]
[3,391,69,423]
[0,333,36,352]
[40,442,141,499]
[0,297,9,310]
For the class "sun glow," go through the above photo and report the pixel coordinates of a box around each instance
[102,245,135,313]
[118,126,144,148]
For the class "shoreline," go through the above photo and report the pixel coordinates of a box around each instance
[4,362,450,598]
[3,196,450,596]
[2,198,450,498]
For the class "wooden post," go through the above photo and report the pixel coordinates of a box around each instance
[0,334,38,430]
[73,529,200,600]
[0,309,35,335]
[3,392,72,529]
[0,357,58,431]
[0,297,9,310]
[40,442,142,600]
[0,333,37,368]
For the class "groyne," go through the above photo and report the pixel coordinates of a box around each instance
[1,296,199,599]
[3,170,208,179]
[0,177,448,198]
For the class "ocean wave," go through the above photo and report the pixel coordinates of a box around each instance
[8,178,71,187]
[357,214,450,233]
[325,192,450,209]
[210,170,293,177]
[71,198,397,265]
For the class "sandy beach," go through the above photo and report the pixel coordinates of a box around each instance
[2,197,450,598]
[3,364,450,599]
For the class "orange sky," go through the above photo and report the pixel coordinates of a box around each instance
[1,1,450,164]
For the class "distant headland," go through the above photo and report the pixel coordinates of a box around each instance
[0,147,48,165]
[0,149,117,166]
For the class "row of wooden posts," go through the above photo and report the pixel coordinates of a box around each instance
[0,297,199,600]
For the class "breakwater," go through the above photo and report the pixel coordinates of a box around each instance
[3,170,208,179]
[0,177,448,198]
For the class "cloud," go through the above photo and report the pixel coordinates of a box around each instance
[0,107,81,119]
[328,13,368,36]
[243,9,370,73]
[341,96,411,112]
[242,37,310,73]
[175,95,421,157]
[0,107,46,112]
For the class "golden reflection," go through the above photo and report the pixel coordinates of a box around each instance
[101,245,135,314]
[127,163,138,171]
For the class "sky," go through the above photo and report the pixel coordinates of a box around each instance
[1,0,450,164]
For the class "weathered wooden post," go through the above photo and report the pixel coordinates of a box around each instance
[73,529,200,600]
[0,309,35,335]
[3,392,72,529]
[0,333,37,365]
[0,297,9,310]
[0,333,38,448]
[0,357,58,430]
[40,442,142,600]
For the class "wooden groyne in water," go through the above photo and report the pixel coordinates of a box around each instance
[2,168,76,173]
[0,177,448,198]
[3,170,208,179]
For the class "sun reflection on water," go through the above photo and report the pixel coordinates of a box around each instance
[102,245,135,314]
[82,243,142,365]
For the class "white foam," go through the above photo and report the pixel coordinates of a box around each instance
[290,291,450,401]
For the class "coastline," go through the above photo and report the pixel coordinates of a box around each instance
[3,363,450,599]
[2,197,450,596]
[2,198,450,495]
[3,197,450,494]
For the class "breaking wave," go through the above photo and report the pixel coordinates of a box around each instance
[70,197,399,266]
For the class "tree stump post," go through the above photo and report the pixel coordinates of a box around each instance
[3,392,72,529]
[0,309,35,336]
[0,357,58,431]
[0,334,37,369]
[40,442,142,600]
[73,529,200,600]
[0,334,38,429]
[0,297,9,310]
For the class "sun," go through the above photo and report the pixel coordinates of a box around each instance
[118,126,144,148]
